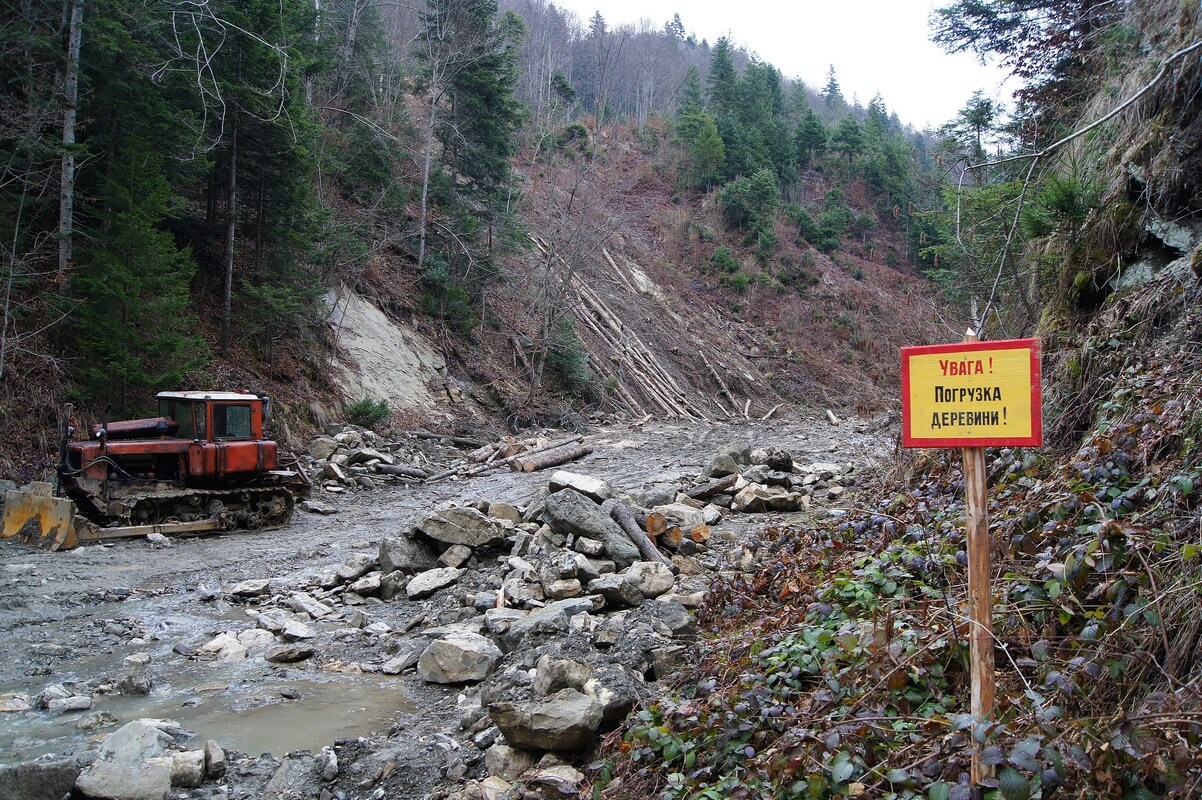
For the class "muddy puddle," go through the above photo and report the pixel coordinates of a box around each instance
[0,597,418,764]
[0,666,417,764]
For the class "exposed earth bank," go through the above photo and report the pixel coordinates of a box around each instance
[0,411,892,800]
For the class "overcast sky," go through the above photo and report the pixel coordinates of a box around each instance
[549,0,1015,129]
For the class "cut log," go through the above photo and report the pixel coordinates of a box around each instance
[512,443,593,473]
[466,444,496,463]
[374,464,426,479]
[423,436,583,483]
[685,474,738,501]
[404,430,486,449]
[644,512,670,538]
[687,524,711,544]
[601,499,676,572]
[660,526,684,549]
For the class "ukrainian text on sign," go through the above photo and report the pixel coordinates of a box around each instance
[901,338,1042,448]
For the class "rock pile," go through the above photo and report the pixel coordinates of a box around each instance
[199,441,853,799]
[300,424,482,496]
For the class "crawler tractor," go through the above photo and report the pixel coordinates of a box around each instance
[2,391,306,550]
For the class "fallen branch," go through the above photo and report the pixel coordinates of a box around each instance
[602,499,676,572]
[404,430,486,449]
[424,436,585,482]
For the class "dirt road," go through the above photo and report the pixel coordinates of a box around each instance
[0,412,892,798]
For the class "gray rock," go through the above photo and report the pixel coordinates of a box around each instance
[488,688,604,751]
[47,695,92,714]
[308,436,340,460]
[526,764,586,799]
[487,502,523,525]
[439,544,474,568]
[750,446,794,472]
[623,562,676,598]
[74,760,172,800]
[500,599,594,649]
[543,578,583,600]
[286,592,332,618]
[587,574,643,608]
[299,499,338,515]
[265,645,315,664]
[170,751,205,789]
[571,537,604,557]
[263,755,315,800]
[532,655,592,696]
[380,535,439,574]
[584,663,643,725]
[115,653,153,696]
[76,711,120,732]
[547,471,613,503]
[336,553,376,582]
[417,632,503,684]
[203,740,226,779]
[229,578,272,597]
[0,758,81,800]
[702,454,739,479]
[349,572,382,596]
[416,507,507,549]
[484,743,535,781]
[407,567,464,600]
[543,489,639,568]
[99,721,171,765]
[718,441,752,465]
[281,620,317,641]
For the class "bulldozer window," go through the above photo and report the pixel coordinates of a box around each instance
[161,399,199,439]
[214,404,252,440]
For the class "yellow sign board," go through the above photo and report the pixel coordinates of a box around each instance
[902,338,1042,448]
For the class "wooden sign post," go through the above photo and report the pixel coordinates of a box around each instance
[901,332,1042,786]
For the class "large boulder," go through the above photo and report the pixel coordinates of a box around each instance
[0,758,81,800]
[74,760,172,800]
[416,507,508,549]
[542,489,638,568]
[586,574,643,608]
[547,471,613,503]
[623,562,676,598]
[500,599,596,650]
[488,688,604,751]
[379,536,439,574]
[406,567,463,600]
[98,721,171,765]
[417,632,503,684]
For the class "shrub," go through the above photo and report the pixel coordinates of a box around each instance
[347,397,390,428]
[721,272,752,293]
[546,316,594,397]
[711,245,740,274]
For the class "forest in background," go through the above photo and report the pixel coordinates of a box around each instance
[1,0,1124,460]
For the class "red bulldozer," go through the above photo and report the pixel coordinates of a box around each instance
[2,391,307,550]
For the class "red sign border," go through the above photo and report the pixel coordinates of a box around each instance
[902,338,1042,448]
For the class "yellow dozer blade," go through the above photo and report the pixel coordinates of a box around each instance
[2,483,226,551]
[2,483,81,551]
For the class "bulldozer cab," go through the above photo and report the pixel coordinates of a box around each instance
[156,392,266,442]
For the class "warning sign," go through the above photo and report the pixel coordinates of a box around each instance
[902,338,1042,448]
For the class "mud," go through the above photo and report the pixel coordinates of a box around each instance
[0,412,892,798]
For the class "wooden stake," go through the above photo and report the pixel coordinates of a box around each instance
[962,330,996,785]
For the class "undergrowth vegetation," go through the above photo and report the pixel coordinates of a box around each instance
[594,315,1202,799]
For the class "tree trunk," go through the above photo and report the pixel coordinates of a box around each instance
[58,0,84,279]
[219,113,238,355]
[602,499,676,571]
[417,89,437,270]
